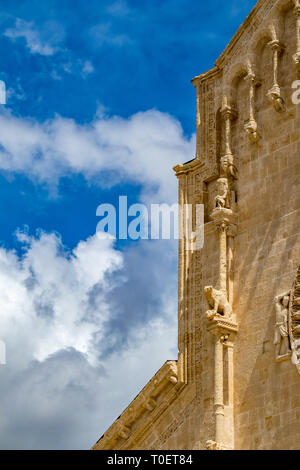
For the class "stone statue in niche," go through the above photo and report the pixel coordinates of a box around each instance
[274,293,291,360]
[204,286,232,320]
[215,178,230,209]
[220,154,238,180]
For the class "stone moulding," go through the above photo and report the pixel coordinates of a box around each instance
[92,360,185,450]
[173,159,206,177]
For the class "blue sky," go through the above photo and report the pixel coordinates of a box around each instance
[0,0,256,450]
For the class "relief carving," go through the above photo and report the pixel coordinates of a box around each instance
[274,265,300,372]
[289,265,300,373]
[274,292,291,360]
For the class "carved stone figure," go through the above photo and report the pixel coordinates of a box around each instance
[293,52,300,71]
[292,339,300,366]
[267,85,286,113]
[244,119,259,143]
[288,264,300,374]
[204,286,232,320]
[220,155,238,180]
[274,293,291,359]
[206,440,217,450]
[215,178,230,209]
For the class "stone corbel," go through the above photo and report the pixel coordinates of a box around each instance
[293,0,300,72]
[267,40,286,112]
[143,398,156,412]
[244,72,261,143]
[117,424,131,440]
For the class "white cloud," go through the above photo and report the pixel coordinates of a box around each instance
[107,0,130,17]
[81,60,94,78]
[0,229,178,449]
[0,108,195,202]
[4,19,65,56]
[90,22,132,47]
[0,230,122,368]
[0,106,189,448]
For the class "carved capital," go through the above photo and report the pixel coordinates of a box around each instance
[207,315,238,337]
[227,223,238,238]
[210,207,237,228]
[268,40,284,53]
[220,104,237,122]
[216,221,229,234]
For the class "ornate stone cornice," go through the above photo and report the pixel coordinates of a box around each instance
[92,360,185,450]
[173,159,206,177]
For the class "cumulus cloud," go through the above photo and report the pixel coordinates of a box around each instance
[0,230,122,368]
[4,19,65,56]
[0,107,187,448]
[0,108,194,202]
[0,229,177,449]
[0,312,177,449]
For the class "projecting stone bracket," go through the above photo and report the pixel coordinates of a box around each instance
[207,316,239,337]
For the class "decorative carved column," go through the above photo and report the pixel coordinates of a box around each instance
[214,334,224,444]
[220,98,237,180]
[204,208,238,450]
[227,340,234,407]
[244,72,260,143]
[267,40,286,112]
[204,91,239,448]
[293,0,300,72]
[217,221,228,293]
[227,224,237,306]
[207,320,238,450]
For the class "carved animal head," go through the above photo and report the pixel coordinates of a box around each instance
[204,286,213,301]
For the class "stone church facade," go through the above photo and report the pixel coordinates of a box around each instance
[93,0,300,450]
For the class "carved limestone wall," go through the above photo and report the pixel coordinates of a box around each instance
[93,0,300,450]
